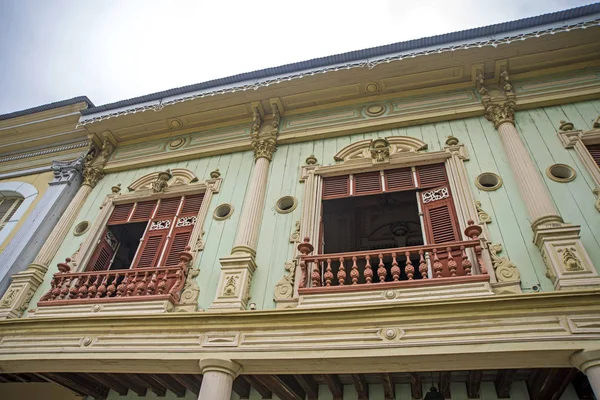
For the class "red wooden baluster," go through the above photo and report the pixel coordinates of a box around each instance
[69,278,80,299]
[96,274,107,298]
[364,255,373,284]
[377,254,386,283]
[298,237,314,288]
[323,259,333,287]
[106,273,118,297]
[78,275,91,298]
[350,256,359,285]
[299,260,308,289]
[447,246,458,277]
[464,220,486,274]
[475,244,486,274]
[405,251,414,280]
[116,274,128,297]
[391,253,400,281]
[126,271,138,296]
[39,280,55,302]
[432,248,443,278]
[59,277,71,299]
[337,257,346,286]
[311,261,321,287]
[87,275,98,298]
[157,270,168,294]
[45,276,61,301]
[147,271,158,295]
[136,271,149,296]
[461,245,472,276]
[418,250,428,279]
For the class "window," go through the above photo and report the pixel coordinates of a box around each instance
[85,194,204,271]
[0,197,23,231]
[587,143,600,169]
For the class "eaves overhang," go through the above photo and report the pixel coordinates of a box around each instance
[0,96,94,122]
[78,3,600,126]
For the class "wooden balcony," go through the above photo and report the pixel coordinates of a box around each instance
[38,248,192,307]
[298,220,489,295]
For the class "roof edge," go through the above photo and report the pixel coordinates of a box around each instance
[0,96,95,122]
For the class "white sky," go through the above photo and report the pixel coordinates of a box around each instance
[0,0,595,114]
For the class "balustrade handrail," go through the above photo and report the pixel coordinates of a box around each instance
[46,264,184,280]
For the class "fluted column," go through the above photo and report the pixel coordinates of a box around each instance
[571,350,600,398]
[198,359,242,400]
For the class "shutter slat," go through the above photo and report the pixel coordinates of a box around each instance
[85,230,117,271]
[323,176,350,199]
[134,232,167,268]
[155,197,181,218]
[354,172,383,195]
[180,194,204,216]
[384,168,415,192]
[130,200,157,222]
[417,164,448,188]
[164,227,193,266]
[587,144,600,168]
[420,186,460,244]
[108,203,134,224]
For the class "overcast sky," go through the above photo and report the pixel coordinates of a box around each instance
[0,0,595,114]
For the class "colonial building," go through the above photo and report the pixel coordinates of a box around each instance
[0,97,93,299]
[1,4,600,400]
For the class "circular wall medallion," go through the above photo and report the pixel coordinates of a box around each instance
[275,196,297,214]
[167,137,187,150]
[365,82,380,93]
[214,203,234,221]
[546,163,576,182]
[168,118,183,129]
[365,104,386,117]
[73,221,90,236]
[475,172,503,191]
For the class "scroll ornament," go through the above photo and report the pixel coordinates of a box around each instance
[489,243,520,282]
[274,261,296,301]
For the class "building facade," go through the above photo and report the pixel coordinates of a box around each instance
[1,5,600,400]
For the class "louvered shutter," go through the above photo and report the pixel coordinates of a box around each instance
[164,227,193,266]
[353,171,383,196]
[180,193,204,216]
[420,186,461,244]
[108,203,134,225]
[132,230,168,268]
[129,200,157,222]
[155,197,181,218]
[384,168,415,192]
[416,164,448,188]
[587,144,600,168]
[323,175,350,199]
[85,230,118,271]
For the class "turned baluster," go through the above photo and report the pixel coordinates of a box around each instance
[350,256,359,285]
[136,271,149,296]
[157,270,168,294]
[418,250,428,279]
[78,275,92,298]
[405,251,414,280]
[337,257,346,286]
[364,255,373,284]
[461,245,472,276]
[447,246,458,277]
[87,275,99,298]
[298,237,315,288]
[323,259,333,287]
[46,276,62,300]
[116,274,128,297]
[464,220,486,274]
[390,253,400,281]
[475,244,486,274]
[40,278,56,302]
[377,254,386,283]
[311,261,321,287]
[106,274,118,297]
[126,271,138,296]
[68,278,80,299]
[432,248,443,278]
[96,274,107,298]
[147,271,158,295]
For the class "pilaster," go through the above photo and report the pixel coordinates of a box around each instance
[479,71,598,290]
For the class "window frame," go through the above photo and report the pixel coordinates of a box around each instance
[73,173,221,273]
[558,127,600,190]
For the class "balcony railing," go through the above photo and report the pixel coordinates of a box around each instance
[38,248,193,307]
[298,220,488,293]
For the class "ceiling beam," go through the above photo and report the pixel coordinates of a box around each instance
[243,375,272,399]
[495,369,516,398]
[410,373,422,399]
[108,373,147,396]
[466,370,482,399]
[381,373,395,400]
[150,374,186,397]
[233,376,251,399]
[323,374,343,400]
[253,375,305,400]
[439,371,451,399]
[351,373,369,400]
[135,374,166,397]
[43,373,108,399]
[171,374,201,396]
[294,374,319,400]
[528,368,577,400]
[84,373,129,396]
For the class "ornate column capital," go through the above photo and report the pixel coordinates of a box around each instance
[81,135,115,188]
[249,103,281,162]
[478,69,517,129]
[571,349,600,372]
[484,99,516,129]
[82,166,105,188]
[49,157,84,186]
[199,359,243,377]
[251,134,277,161]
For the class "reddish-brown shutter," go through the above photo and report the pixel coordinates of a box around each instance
[587,144,600,168]
[108,203,134,225]
[164,227,193,266]
[353,171,383,196]
[130,200,157,222]
[384,168,415,192]
[180,194,204,216]
[323,175,350,199]
[420,186,461,244]
[133,230,168,268]
[85,230,118,271]
[155,197,182,218]
[416,164,448,188]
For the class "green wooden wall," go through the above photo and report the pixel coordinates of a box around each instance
[27,99,600,314]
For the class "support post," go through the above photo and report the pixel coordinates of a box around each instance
[571,350,600,399]
[198,359,242,400]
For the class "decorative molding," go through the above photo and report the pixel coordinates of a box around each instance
[289,221,301,243]
[334,136,427,162]
[128,168,199,192]
[0,141,89,164]
[488,243,521,284]
[475,201,492,224]
[274,261,297,302]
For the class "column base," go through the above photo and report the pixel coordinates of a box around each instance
[0,263,47,319]
[209,254,257,311]
[533,224,600,290]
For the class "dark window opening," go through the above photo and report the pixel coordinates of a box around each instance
[106,222,147,270]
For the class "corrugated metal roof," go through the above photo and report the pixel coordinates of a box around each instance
[0,96,95,121]
[81,3,600,116]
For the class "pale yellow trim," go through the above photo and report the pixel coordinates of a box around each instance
[546,163,577,183]
[475,172,503,191]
